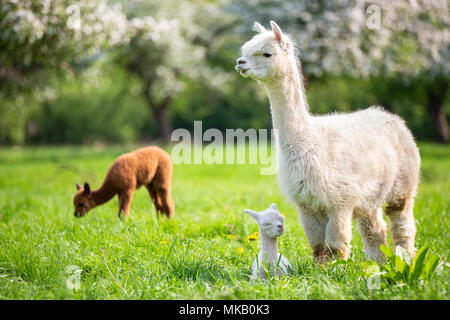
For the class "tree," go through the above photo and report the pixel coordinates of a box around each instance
[113,0,234,141]
[0,0,127,96]
[371,0,449,143]
[0,0,128,144]
[0,0,236,143]
[228,0,450,142]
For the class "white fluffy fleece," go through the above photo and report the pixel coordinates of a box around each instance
[245,203,292,279]
[236,21,420,263]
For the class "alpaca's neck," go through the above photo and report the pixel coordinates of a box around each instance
[91,182,117,207]
[263,59,311,145]
[259,231,278,264]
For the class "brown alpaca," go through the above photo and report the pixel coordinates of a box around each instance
[73,146,174,218]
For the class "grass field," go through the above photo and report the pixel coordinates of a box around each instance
[0,143,449,300]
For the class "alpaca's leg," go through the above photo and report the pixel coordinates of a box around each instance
[324,210,353,261]
[154,185,174,217]
[118,189,134,217]
[118,192,125,217]
[146,184,163,215]
[386,197,416,257]
[357,208,387,263]
[146,183,174,217]
[149,167,175,217]
[298,209,327,262]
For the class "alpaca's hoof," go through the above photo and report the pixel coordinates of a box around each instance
[324,247,348,263]
[312,244,348,265]
[118,210,128,219]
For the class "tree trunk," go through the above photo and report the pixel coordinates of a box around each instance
[142,82,173,142]
[425,79,449,143]
[151,101,173,142]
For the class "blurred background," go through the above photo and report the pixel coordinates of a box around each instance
[0,0,448,146]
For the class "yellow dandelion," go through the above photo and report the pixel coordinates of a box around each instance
[160,241,168,245]
[247,231,260,241]
[237,247,244,254]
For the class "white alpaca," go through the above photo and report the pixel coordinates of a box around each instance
[244,203,292,279]
[236,21,420,263]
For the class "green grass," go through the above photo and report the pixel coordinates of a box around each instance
[0,143,448,300]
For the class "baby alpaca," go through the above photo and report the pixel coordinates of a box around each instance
[236,21,420,263]
[73,146,174,218]
[245,204,291,280]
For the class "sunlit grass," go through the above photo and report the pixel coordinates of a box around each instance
[0,143,448,299]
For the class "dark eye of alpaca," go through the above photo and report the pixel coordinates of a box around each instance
[263,53,272,58]
[78,203,84,207]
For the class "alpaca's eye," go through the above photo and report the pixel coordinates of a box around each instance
[78,203,84,207]
[263,53,272,58]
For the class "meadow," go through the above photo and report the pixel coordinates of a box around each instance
[0,143,448,300]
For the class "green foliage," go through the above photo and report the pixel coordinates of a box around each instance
[171,77,270,133]
[0,0,448,145]
[0,96,36,145]
[2,72,447,145]
[360,244,442,290]
[378,245,441,285]
[26,61,151,144]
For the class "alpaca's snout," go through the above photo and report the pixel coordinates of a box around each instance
[74,210,86,218]
[237,57,247,65]
[235,57,248,72]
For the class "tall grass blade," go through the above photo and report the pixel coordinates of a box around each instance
[409,245,429,283]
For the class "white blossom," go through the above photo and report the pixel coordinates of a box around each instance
[228,0,449,80]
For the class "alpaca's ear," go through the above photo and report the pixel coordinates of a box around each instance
[83,182,91,195]
[76,183,82,191]
[253,21,267,34]
[244,209,259,222]
[269,203,278,211]
[270,20,285,46]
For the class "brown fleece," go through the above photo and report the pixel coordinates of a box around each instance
[73,146,174,218]
[312,244,348,265]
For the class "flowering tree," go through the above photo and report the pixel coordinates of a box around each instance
[0,0,127,95]
[113,0,234,141]
[229,0,449,142]
[1,0,235,142]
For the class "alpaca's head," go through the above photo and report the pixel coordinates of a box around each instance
[236,21,296,82]
[73,182,94,217]
[244,203,285,239]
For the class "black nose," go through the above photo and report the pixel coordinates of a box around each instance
[237,58,246,64]
[74,211,80,218]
